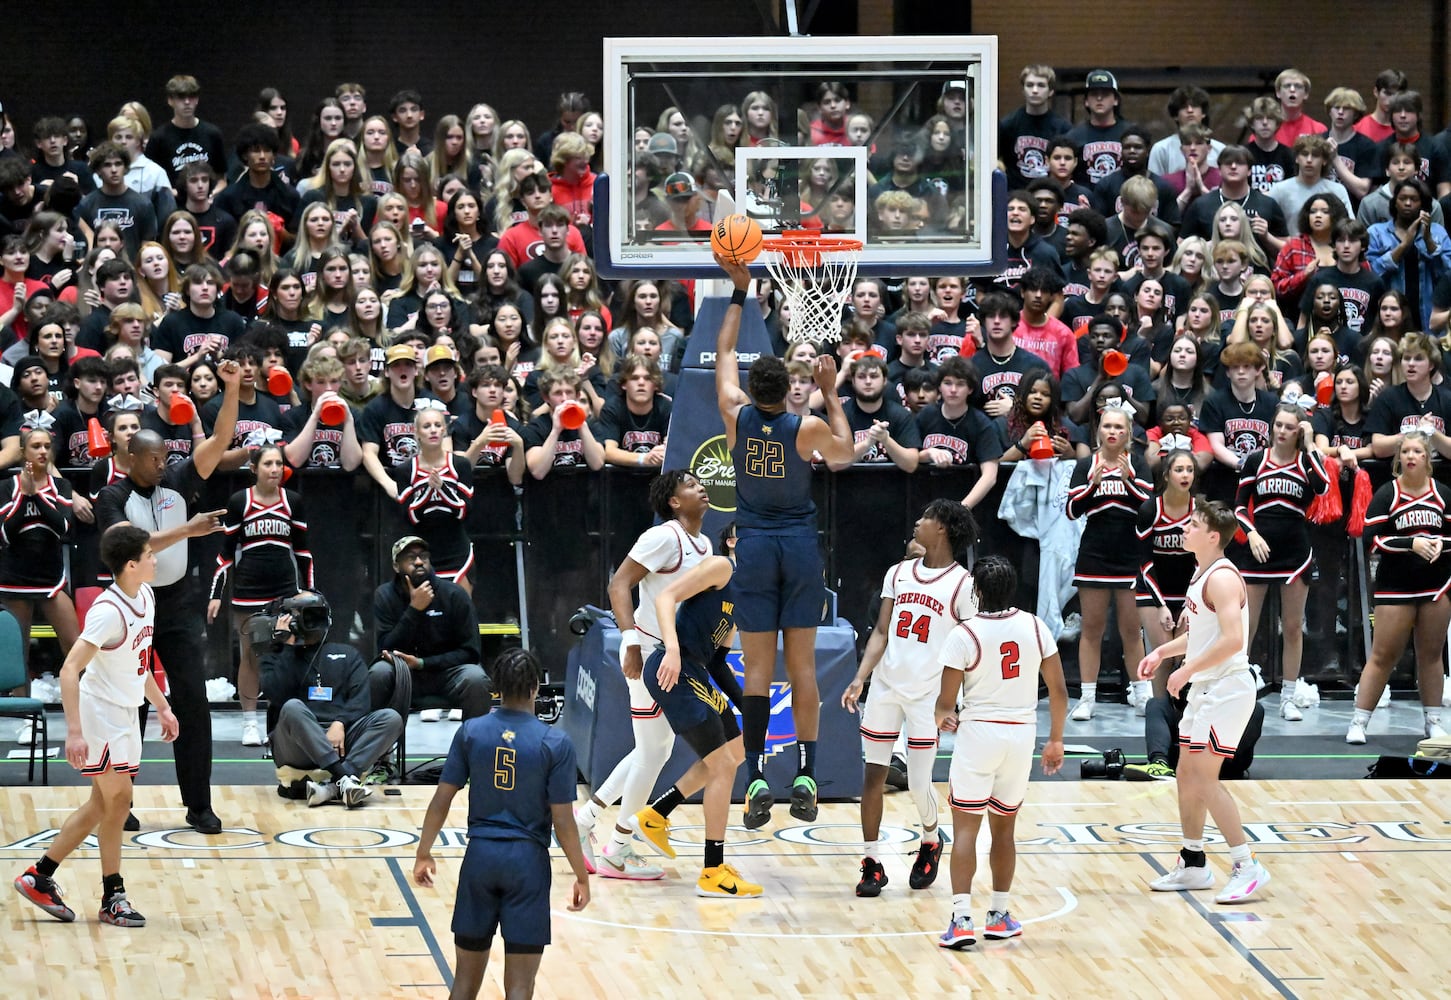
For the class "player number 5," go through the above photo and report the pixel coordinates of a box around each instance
[493,747,515,790]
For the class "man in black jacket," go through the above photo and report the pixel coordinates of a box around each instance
[368,536,490,721]
[260,591,403,808]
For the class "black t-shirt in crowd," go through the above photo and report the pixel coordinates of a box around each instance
[1065,120,1130,185]
[191,204,237,259]
[201,392,284,448]
[592,395,672,453]
[1297,265,1385,337]
[214,174,301,227]
[914,403,1004,466]
[998,107,1073,190]
[358,393,421,466]
[74,189,157,258]
[147,120,229,188]
[152,308,245,362]
[1179,188,1287,244]
[839,396,921,464]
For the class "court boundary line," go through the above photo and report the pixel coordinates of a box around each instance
[1141,853,1299,999]
[373,856,454,991]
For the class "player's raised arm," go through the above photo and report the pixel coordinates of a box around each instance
[714,253,752,428]
[800,354,855,465]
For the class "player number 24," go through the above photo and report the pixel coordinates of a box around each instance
[895,610,931,643]
[745,438,786,479]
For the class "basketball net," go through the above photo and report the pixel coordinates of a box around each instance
[761,231,862,345]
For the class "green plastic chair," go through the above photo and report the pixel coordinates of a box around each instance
[0,608,47,783]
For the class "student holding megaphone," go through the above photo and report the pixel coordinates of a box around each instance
[1061,317,1155,427]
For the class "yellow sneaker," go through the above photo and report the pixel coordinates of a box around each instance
[696,863,763,898]
[632,806,676,859]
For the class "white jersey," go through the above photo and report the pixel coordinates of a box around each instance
[1182,556,1249,682]
[873,558,977,701]
[77,583,155,709]
[628,520,713,641]
[940,609,1054,725]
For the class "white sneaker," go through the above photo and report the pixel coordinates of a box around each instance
[1150,857,1215,892]
[574,810,598,875]
[1346,721,1367,745]
[338,774,371,809]
[1279,700,1303,722]
[14,721,34,746]
[1215,858,1270,903]
[596,842,664,880]
[1070,698,1095,722]
[447,709,463,722]
[1426,720,1448,739]
[419,709,444,723]
[306,779,337,807]
[241,720,265,746]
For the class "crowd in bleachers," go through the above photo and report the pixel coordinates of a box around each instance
[1,65,1449,743]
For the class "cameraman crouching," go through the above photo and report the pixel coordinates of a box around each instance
[259,591,403,807]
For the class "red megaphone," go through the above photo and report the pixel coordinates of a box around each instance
[1315,372,1334,406]
[319,398,347,425]
[169,392,196,425]
[268,367,293,396]
[559,400,587,430]
[87,417,111,458]
[1027,421,1056,460]
[487,408,508,454]
[1102,349,1128,378]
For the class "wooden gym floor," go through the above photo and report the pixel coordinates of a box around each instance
[2,779,1446,999]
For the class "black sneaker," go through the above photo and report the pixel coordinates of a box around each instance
[99,892,146,927]
[742,779,773,830]
[885,755,909,791]
[276,780,307,800]
[909,839,943,889]
[123,812,140,832]
[855,857,888,897]
[788,775,818,822]
[185,808,222,835]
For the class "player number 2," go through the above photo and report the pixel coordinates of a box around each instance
[999,641,1020,679]
[493,747,515,790]
[894,610,931,644]
[745,438,786,479]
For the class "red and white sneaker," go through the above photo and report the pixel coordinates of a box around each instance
[13,867,75,922]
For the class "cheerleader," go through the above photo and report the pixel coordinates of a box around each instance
[208,444,313,747]
[1065,399,1153,720]
[0,426,78,673]
[1134,448,1198,706]
[1347,430,1449,743]
[387,404,475,595]
[1233,402,1331,720]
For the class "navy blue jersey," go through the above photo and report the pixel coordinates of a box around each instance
[673,579,736,667]
[440,708,577,848]
[733,405,814,532]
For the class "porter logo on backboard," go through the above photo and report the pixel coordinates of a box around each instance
[690,434,736,513]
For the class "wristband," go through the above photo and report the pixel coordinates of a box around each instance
[730,288,748,307]
[621,628,641,649]
[417,656,425,671]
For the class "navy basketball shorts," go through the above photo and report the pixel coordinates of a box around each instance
[733,531,824,631]
[453,838,552,950]
[642,648,738,757]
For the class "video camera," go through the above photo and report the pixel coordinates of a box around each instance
[243,592,332,654]
[1080,748,1127,780]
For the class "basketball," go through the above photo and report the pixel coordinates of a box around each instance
[711,214,764,264]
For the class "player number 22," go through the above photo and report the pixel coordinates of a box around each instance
[745,438,786,479]
[895,610,931,643]
[999,641,1020,679]
[493,747,516,790]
